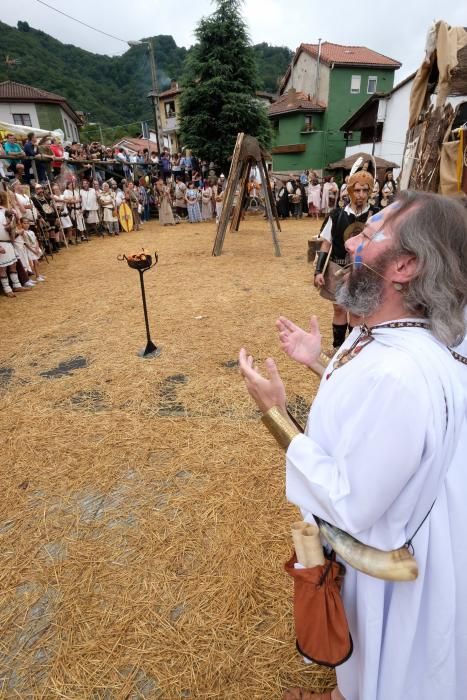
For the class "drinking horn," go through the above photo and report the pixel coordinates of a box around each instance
[261,406,419,582]
[314,515,418,582]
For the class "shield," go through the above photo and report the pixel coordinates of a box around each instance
[343,221,365,241]
[119,202,134,232]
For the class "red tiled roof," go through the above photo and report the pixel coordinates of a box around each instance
[302,42,401,68]
[113,137,158,153]
[268,89,326,116]
[0,80,81,123]
[158,86,182,98]
[0,80,69,102]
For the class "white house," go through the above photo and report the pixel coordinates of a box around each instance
[341,73,415,175]
[342,72,467,177]
[0,80,82,143]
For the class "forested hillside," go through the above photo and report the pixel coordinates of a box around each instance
[0,21,292,129]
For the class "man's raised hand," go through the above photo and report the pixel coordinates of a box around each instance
[275,315,322,368]
[238,348,287,414]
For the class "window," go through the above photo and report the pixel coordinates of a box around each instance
[304,115,314,131]
[350,75,361,94]
[165,101,176,118]
[12,113,32,126]
[367,76,378,94]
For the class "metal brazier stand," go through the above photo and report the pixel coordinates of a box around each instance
[118,252,161,358]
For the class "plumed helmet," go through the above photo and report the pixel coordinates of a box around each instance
[347,154,375,201]
[347,169,374,193]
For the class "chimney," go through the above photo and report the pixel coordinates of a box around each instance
[170,79,178,89]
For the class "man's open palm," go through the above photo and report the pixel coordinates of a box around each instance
[276,315,321,367]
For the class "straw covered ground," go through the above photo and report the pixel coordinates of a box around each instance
[0,214,336,699]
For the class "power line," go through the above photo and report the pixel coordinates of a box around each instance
[35,0,128,44]
[83,116,153,131]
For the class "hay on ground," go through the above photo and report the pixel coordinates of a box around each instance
[0,216,336,698]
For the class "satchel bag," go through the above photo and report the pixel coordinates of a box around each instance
[285,551,352,667]
[319,260,341,302]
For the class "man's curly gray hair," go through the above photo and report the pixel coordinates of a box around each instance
[388,191,467,347]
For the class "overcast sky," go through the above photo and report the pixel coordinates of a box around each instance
[2,1,466,83]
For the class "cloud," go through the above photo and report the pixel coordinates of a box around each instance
[2,0,466,81]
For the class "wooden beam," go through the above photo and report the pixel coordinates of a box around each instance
[212,133,245,256]
[270,143,306,154]
[261,156,281,233]
[231,160,251,232]
[258,161,281,257]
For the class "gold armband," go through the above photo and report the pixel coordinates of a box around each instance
[261,406,302,450]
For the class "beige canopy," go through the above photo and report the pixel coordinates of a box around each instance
[328,152,399,170]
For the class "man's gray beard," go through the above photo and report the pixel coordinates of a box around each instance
[335,265,385,317]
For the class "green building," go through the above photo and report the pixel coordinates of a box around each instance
[268,42,401,174]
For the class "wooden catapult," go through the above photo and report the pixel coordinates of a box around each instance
[212,133,282,257]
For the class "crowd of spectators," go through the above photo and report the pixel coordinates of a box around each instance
[272,167,397,220]
[0,131,399,299]
[0,131,231,298]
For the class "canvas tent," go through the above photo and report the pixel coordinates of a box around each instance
[0,120,64,143]
[399,21,467,194]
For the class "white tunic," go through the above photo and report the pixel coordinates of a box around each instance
[53,195,72,229]
[0,209,17,268]
[80,188,99,224]
[286,323,466,700]
[15,192,36,223]
[63,189,86,232]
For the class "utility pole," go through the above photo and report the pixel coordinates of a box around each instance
[147,39,163,155]
[128,39,163,155]
[315,38,322,100]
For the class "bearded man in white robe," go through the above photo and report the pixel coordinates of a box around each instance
[239,192,467,700]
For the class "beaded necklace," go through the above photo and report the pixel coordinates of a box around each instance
[326,320,431,380]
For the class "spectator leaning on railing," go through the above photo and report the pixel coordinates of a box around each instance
[3,133,25,178]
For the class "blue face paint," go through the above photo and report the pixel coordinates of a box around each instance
[372,228,386,242]
[369,212,383,223]
[354,242,364,269]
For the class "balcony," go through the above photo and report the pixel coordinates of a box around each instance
[164,115,179,132]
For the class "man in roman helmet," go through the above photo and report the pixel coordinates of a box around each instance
[314,158,379,350]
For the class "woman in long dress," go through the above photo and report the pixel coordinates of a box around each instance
[201,183,213,220]
[185,182,202,223]
[381,170,397,207]
[214,177,225,223]
[321,176,339,214]
[307,178,321,219]
[158,183,175,226]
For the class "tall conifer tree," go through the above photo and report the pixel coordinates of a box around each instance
[180,0,271,168]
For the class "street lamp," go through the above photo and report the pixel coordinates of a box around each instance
[128,39,162,155]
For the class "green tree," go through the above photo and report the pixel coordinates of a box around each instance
[179,0,271,169]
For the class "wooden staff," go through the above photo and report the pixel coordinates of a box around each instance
[29,195,50,263]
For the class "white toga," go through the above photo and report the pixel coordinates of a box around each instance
[286,323,467,700]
